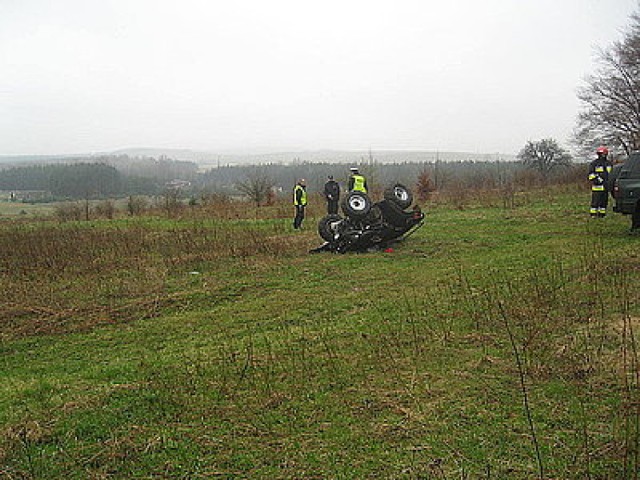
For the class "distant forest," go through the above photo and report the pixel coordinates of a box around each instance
[0,154,580,201]
[0,156,198,201]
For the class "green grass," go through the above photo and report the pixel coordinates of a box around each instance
[1,190,639,478]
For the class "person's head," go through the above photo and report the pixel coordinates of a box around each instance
[298,178,306,186]
[327,175,333,180]
[350,167,359,174]
[596,146,609,158]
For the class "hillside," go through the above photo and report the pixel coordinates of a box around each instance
[0,188,638,478]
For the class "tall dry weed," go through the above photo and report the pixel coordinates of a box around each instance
[0,217,296,339]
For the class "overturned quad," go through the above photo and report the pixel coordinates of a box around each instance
[312,183,424,253]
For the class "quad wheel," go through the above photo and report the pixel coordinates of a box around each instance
[341,191,372,219]
[318,214,344,242]
[384,183,413,209]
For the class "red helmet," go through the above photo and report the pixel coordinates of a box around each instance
[596,146,609,155]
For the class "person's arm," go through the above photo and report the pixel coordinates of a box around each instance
[348,177,354,190]
[588,162,597,182]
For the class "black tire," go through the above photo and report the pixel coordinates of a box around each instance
[341,191,371,219]
[363,204,383,225]
[632,202,640,231]
[378,199,411,228]
[384,183,413,209]
[318,214,344,242]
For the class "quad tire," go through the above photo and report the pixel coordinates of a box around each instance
[378,199,411,228]
[384,183,413,209]
[318,214,344,242]
[341,191,372,219]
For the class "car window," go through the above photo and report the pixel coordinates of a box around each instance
[621,154,640,174]
[627,160,640,174]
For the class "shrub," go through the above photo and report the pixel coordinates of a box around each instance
[127,196,148,216]
[95,200,116,219]
[54,202,83,222]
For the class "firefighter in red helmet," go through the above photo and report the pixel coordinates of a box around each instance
[588,146,613,217]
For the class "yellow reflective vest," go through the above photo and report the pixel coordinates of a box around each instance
[293,185,307,206]
[351,174,367,193]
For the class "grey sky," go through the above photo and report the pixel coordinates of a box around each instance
[0,0,637,156]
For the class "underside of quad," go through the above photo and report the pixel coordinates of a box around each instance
[312,183,424,253]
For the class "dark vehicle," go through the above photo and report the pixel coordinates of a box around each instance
[313,183,424,253]
[612,151,640,230]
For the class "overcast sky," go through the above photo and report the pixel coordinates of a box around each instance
[0,0,637,156]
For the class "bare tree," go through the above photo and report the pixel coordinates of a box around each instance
[127,195,148,216]
[162,188,182,217]
[236,169,274,207]
[575,10,640,156]
[518,138,572,179]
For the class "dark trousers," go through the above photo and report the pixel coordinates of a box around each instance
[632,209,640,230]
[590,190,608,216]
[327,199,339,215]
[293,205,305,229]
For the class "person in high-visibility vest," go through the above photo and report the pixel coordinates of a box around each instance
[293,178,307,229]
[588,146,613,217]
[348,167,368,193]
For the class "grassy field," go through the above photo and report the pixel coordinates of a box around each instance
[0,188,638,479]
[0,201,56,217]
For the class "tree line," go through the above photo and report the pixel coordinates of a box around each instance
[0,163,157,200]
[0,156,199,201]
[0,156,585,202]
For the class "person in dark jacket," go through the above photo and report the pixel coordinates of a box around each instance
[323,175,340,214]
[293,178,307,229]
[588,146,613,217]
